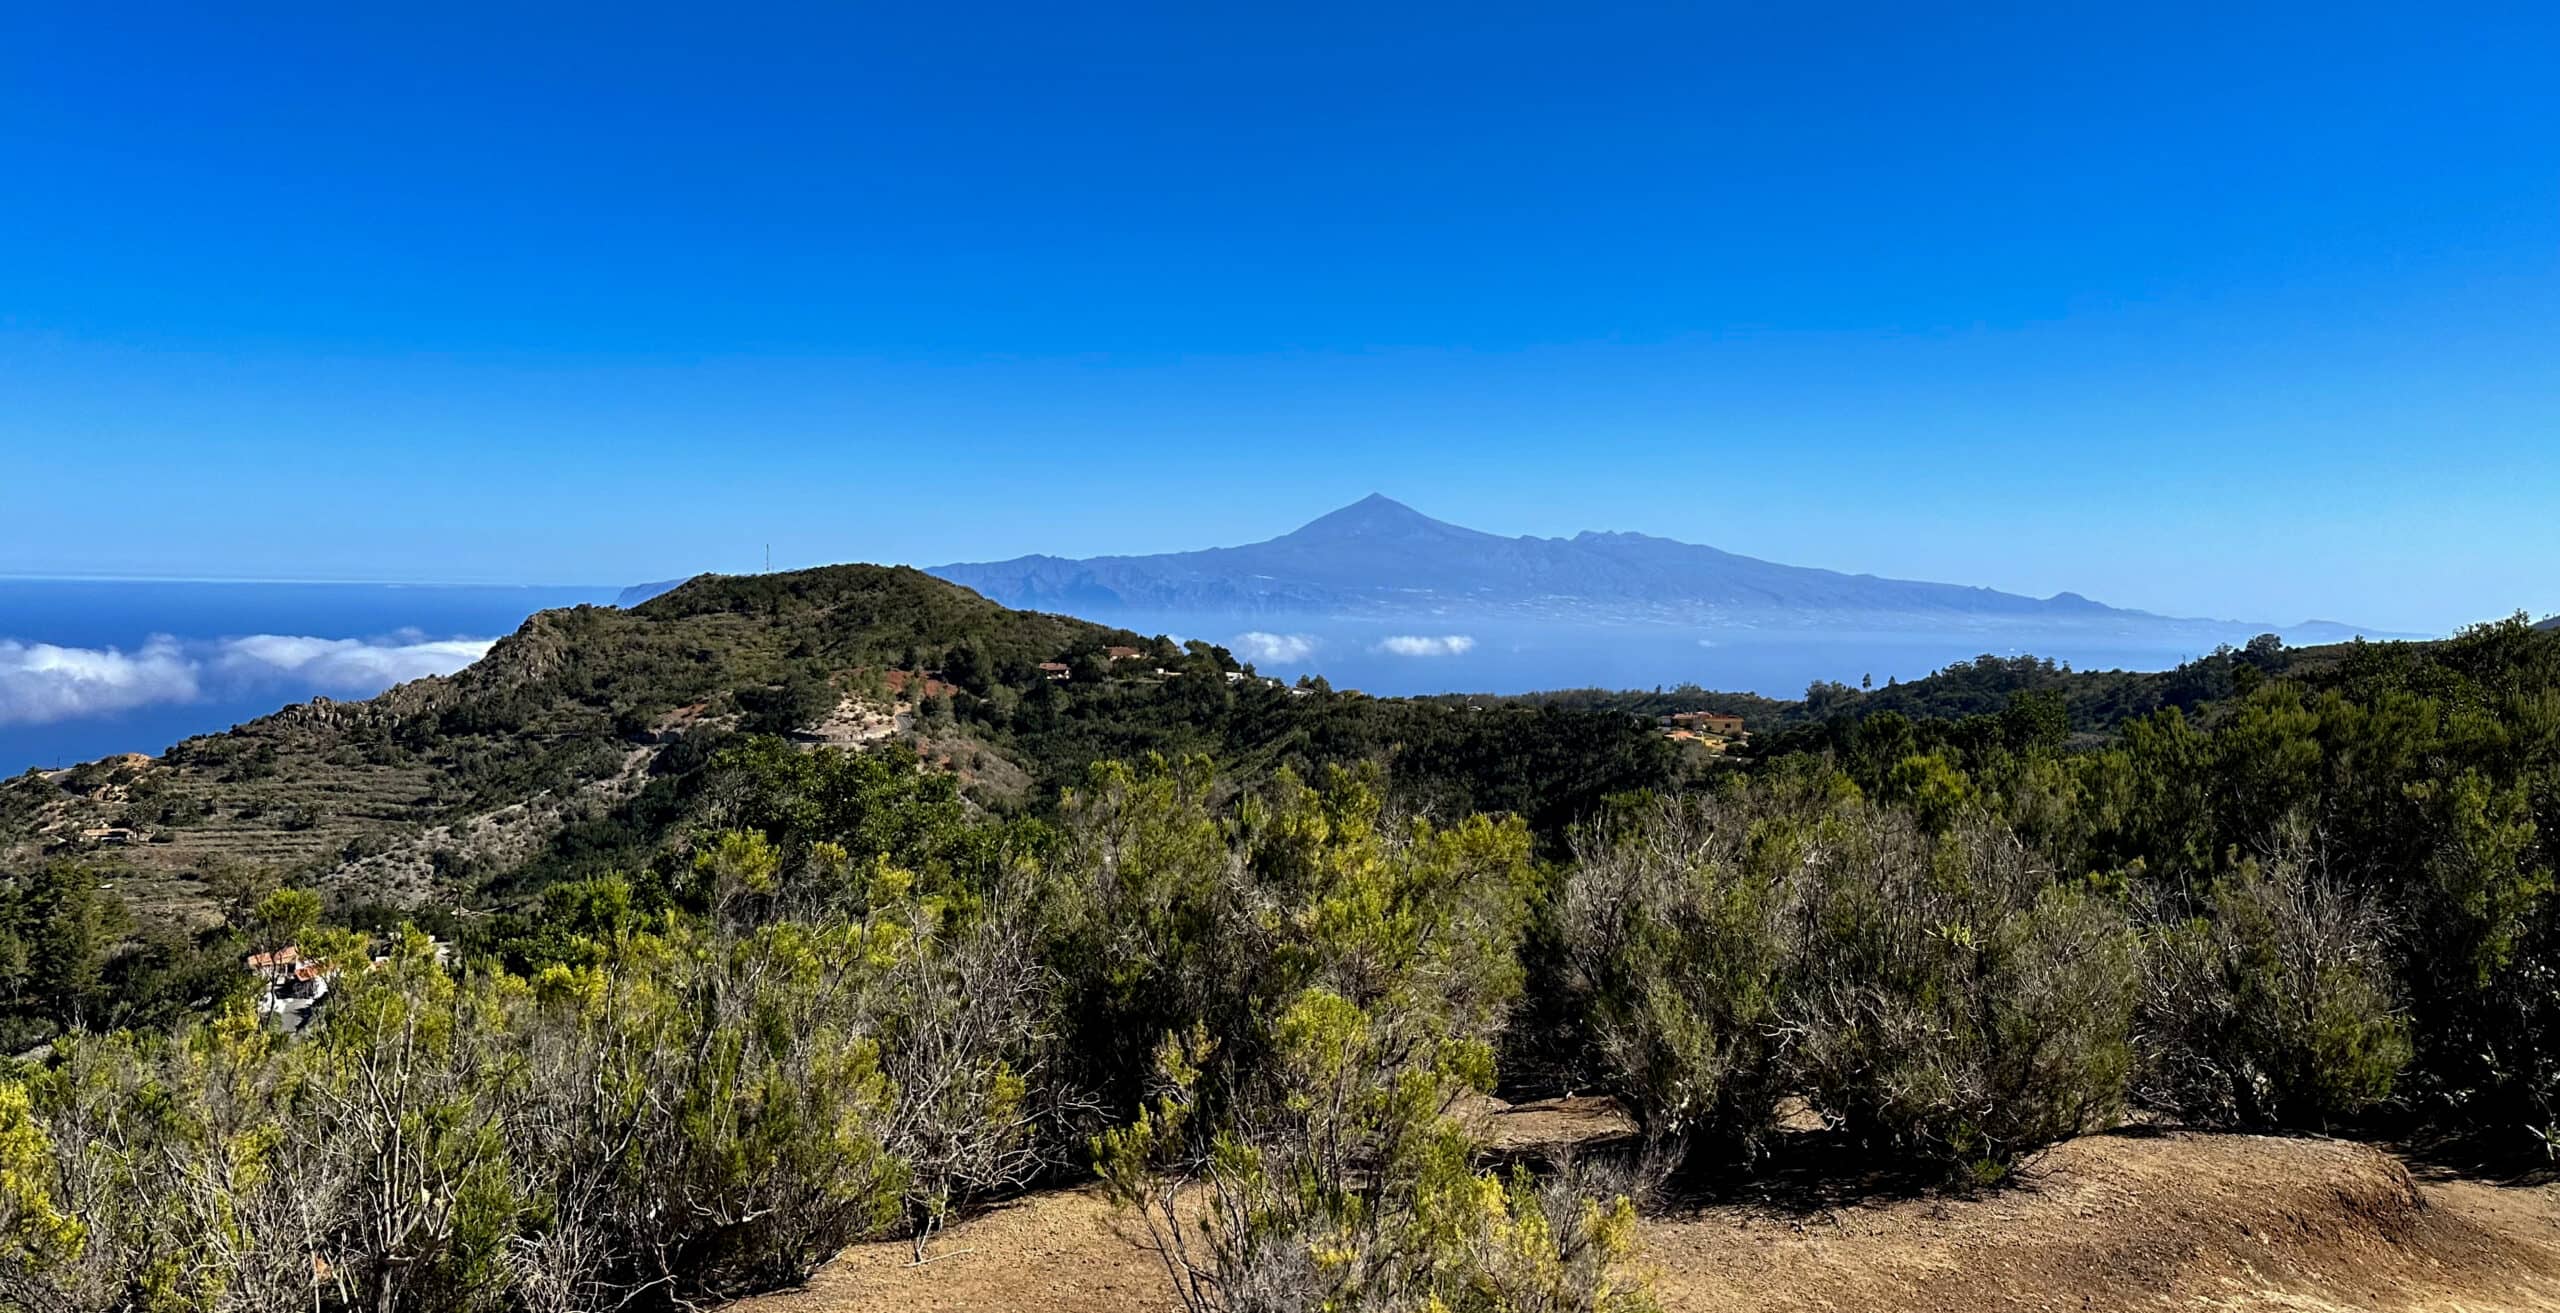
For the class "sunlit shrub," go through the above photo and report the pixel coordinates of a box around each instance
[1787,808,2139,1181]
[1560,791,1803,1161]
[1095,993,1654,1313]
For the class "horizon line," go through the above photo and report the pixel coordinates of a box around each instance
[0,571,625,590]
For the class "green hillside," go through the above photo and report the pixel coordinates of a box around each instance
[0,564,1684,920]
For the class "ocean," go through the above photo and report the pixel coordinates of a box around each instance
[1075,610,2240,702]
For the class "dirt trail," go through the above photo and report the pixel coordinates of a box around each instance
[732,1126,2560,1313]
[1643,1131,2560,1313]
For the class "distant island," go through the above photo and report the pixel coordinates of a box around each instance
[614,578,689,608]
[925,494,2384,642]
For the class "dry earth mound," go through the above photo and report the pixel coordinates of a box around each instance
[731,1120,2560,1313]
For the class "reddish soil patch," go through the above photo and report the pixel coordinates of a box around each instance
[881,669,960,700]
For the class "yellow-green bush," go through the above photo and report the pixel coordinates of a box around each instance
[0,907,929,1311]
[1095,991,1653,1313]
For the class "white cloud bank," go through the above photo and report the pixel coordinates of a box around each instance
[1231,631,1319,664]
[0,633,498,727]
[0,637,200,726]
[1376,634,1477,658]
[216,634,496,689]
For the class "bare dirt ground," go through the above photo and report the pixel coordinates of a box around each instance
[731,1109,2560,1313]
[1639,1130,2560,1313]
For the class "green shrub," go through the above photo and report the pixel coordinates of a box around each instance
[1787,808,2140,1181]
[1095,993,1654,1313]
[1560,786,2139,1181]
[1560,791,1803,1160]
[1039,756,1535,1124]
[873,900,1059,1260]
[1070,760,1645,1312]
[0,909,930,1312]
[0,1016,326,1312]
[2137,846,2412,1128]
[512,918,908,1304]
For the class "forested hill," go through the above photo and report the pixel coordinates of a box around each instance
[0,563,1685,929]
[1461,630,2397,742]
[1426,617,2560,786]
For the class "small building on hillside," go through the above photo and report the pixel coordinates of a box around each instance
[1662,711,1747,738]
[247,946,335,1026]
[1037,662,1072,681]
[1104,645,1145,663]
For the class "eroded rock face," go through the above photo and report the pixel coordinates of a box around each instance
[800,694,900,749]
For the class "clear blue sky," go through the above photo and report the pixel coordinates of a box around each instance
[3,2,2553,633]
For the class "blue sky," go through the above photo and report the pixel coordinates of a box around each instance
[2,2,2554,633]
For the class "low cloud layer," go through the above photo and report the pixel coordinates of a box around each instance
[1230,631,1319,664]
[215,634,496,688]
[1376,634,1477,657]
[0,638,200,726]
[0,632,497,727]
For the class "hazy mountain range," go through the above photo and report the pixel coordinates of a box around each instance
[923,495,2379,641]
[615,578,691,608]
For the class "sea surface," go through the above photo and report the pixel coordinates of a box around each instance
[1078,610,2259,701]
[1,580,2285,777]
[0,579,615,774]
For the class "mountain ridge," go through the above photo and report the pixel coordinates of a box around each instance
[928,495,2373,638]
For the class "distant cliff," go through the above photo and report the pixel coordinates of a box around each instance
[615,578,690,608]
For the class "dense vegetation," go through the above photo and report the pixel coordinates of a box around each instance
[1467,632,2339,741]
[0,756,1657,1312]
[0,573,2554,1311]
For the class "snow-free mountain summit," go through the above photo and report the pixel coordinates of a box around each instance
[927,495,2368,639]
